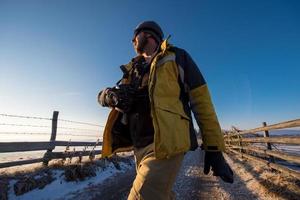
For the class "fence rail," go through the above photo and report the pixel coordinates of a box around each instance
[225,119,300,137]
[0,111,103,169]
[228,136,300,144]
[0,141,102,153]
[224,120,300,180]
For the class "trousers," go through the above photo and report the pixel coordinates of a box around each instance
[127,143,184,200]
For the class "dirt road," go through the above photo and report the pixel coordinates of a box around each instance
[67,149,285,200]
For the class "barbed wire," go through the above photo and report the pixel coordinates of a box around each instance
[57,133,100,137]
[0,113,105,127]
[0,123,101,132]
[58,118,104,127]
[58,127,101,132]
[0,123,50,128]
[0,113,51,120]
[0,131,50,135]
[0,131,100,137]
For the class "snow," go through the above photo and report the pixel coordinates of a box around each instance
[7,161,134,200]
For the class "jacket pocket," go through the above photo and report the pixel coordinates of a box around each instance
[154,106,190,158]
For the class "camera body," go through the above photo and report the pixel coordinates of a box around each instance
[105,84,138,113]
[101,56,149,113]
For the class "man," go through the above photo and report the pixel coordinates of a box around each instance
[98,21,233,200]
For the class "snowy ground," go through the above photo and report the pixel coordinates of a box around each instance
[4,158,134,200]
[1,148,299,200]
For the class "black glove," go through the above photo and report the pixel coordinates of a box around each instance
[204,151,234,183]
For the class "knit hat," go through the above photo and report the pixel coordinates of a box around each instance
[133,21,164,43]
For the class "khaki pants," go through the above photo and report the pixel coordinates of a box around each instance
[128,143,184,200]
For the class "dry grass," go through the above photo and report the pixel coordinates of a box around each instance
[224,153,300,200]
[0,154,103,178]
[0,153,134,199]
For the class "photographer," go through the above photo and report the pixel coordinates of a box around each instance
[98,21,233,200]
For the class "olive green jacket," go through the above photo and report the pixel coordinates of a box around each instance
[101,39,225,159]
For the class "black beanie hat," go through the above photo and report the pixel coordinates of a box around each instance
[133,21,164,43]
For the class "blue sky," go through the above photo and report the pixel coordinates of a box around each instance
[0,0,299,130]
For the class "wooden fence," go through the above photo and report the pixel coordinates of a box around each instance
[224,119,300,179]
[0,111,102,169]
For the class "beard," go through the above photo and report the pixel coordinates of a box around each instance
[135,36,148,54]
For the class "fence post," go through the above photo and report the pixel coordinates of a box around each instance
[229,127,236,148]
[225,133,230,152]
[43,111,59,165]
[228,131,233,151]
[262,122,275,163]
[237,131,244,156]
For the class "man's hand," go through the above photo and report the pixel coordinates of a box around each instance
[98,88,124,112]
[203,151,234,183]
[98,88,114,107]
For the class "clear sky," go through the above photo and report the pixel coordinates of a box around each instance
[0,0,299,131]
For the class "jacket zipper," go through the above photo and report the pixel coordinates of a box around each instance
[148,57,160,157]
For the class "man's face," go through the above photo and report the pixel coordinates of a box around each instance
[132,31,148,55]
